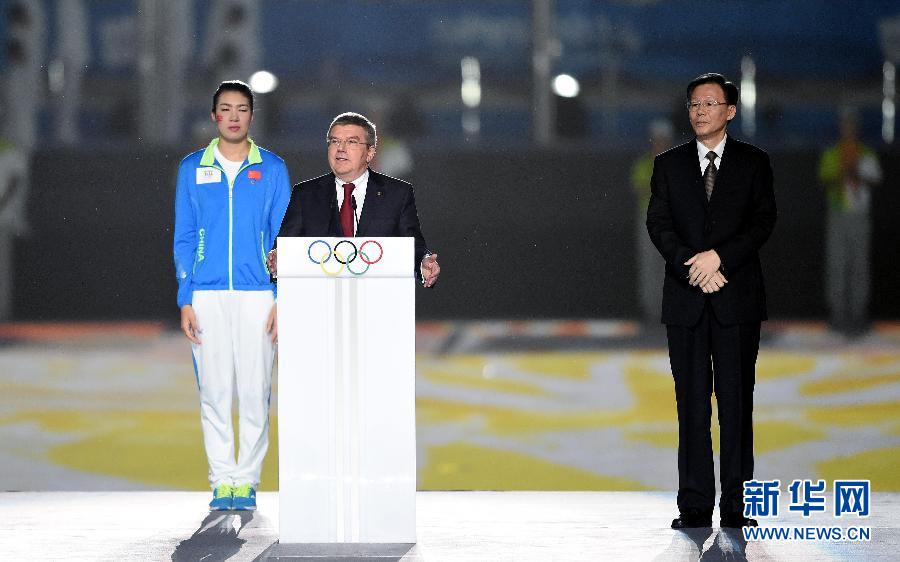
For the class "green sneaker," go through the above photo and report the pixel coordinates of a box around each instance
[232,483,257,511]
[209,483,233,511]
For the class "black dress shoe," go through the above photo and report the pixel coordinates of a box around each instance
[720,513,758,528]
[671,509,713,529]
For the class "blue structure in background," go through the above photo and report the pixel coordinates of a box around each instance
[0,0,897,146]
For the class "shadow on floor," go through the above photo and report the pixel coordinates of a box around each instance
[653,527,749,561]
[171,510,254,561]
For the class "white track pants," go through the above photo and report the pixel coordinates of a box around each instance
[191,290,275,489]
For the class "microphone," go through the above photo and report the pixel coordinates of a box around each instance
[351,195,359,235]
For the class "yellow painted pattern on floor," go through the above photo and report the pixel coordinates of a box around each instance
[753,421,828,454]
[622,428,676,448]
[419,442,650,491]
[817,446,900,492]
[8,410,281,491]
[3,337,900,491]
[618,420,827,454]
[420,363,549,396]
[417,397,625,435]
[801,371,900,396]
[508,354,600,379]
[756,353,817,379]
[860,353,900,366]
[806,402,900,426]
[623,360,677,424]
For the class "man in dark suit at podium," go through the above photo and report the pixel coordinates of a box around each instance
[268,112,440,286]
[646,73,777,529]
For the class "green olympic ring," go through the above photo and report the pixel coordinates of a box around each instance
[347,251,372,275]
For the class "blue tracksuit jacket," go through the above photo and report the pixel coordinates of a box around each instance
[173,138,291,307]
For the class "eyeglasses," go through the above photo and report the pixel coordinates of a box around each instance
[326,138,369,149]
[686,99,729,111]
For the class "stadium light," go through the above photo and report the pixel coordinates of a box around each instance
[461,57,481,135]
[461,57,481,108]
[249,70,278,94]
[884,61,896,144]
[552,74,580,98]
[741,56,757,137]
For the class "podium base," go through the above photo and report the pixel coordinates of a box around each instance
[257,542,414,559]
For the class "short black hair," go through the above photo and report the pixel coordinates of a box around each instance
[212,80,254,113]
[327,112,377,147]
[686,73,739,106]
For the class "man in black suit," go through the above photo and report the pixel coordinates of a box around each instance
[268,112,440,286]
[646,74,776,529]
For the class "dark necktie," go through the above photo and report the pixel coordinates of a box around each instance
[340,183,355,237]
[704,151,717,201]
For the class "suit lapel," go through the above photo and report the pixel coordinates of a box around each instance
[320,173,342,236]
[678,141,708,207]
[709,138,740,205]
[689,136,744,207]
[356,169,384,236]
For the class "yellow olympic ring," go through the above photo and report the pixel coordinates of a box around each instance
[319,250,346,276]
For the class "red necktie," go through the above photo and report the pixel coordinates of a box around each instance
[340,183,355,237]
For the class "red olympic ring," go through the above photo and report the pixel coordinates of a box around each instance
[359,240,383,264]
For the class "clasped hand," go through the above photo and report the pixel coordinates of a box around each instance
[267,249,278,277]
[684,250,727,294]
[421,253,440,288]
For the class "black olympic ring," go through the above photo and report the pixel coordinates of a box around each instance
[333,240,358,264]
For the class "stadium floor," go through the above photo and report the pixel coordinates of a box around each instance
[2,491,897,561]
[0,320,898,493]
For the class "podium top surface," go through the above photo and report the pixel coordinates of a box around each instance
[277,237,415,279]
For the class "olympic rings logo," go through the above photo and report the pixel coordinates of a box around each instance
[307,239,384,276]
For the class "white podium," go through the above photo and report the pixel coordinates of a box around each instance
[276,237,417,544]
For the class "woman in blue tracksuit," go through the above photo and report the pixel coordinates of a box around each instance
[173,80,291,511]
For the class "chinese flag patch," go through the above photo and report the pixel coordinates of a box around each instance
[248,170,262,180]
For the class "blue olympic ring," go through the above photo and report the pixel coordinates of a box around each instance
[307,239,332,264]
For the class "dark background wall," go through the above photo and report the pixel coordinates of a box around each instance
[13,146,900,321]
[5,1,898,323]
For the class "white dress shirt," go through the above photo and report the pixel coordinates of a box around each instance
[697,135,727,175]
[334,169,369,235]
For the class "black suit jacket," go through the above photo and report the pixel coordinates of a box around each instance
[646,137,776,326]
[276,169,430,275]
